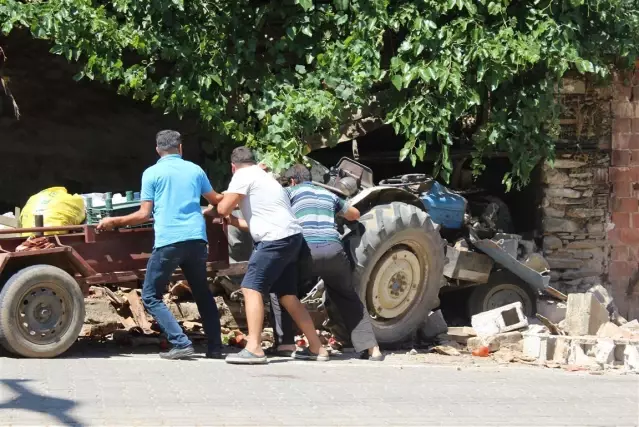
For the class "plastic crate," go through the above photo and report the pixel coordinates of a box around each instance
[85,191,152,228]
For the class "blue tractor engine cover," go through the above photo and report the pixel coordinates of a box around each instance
[420,181,467,229]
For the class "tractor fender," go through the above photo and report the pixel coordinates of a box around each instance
[349,186,424,214]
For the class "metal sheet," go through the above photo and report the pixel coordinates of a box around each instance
[443,246,493,284]
[469,231,550,293]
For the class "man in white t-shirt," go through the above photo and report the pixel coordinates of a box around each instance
[217,146,329,364]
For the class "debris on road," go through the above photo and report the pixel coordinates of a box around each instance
[439,326,476,346]
[471,301,528,336]
[518,286,639,372]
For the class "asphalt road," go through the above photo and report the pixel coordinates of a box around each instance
[0,347,637,426]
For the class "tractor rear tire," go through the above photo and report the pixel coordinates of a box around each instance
[343,202,445,345]
[0,265,85,358]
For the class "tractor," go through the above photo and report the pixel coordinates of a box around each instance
[304,157,549,345]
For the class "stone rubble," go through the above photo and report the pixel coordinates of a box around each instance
[78,278,638,375]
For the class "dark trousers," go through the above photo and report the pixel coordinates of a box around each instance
[271,241,377,352]
[142,239,222,351]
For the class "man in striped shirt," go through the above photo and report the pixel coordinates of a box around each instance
[283,164,383,361]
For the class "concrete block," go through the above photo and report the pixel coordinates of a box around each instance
[621,319,639,333]
[444,326,476,345]
[523,333,555,362]
[468,331,523,353]
[568,341,599,367]
[594,339,616,365]
[471,302,529,336]
[467,336,497,353]
[418,310,448,339]
[624,345,639,371]
[536,299,567,324]
[553,337,571,364]
[597,322,634,339]
[564,293,609,336]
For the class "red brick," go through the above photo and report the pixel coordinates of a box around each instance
[633,118,639,134]
[630,135,639,149]
[633,212,639,228]
[631,150,639,166]
[610,261,633,279]
[615,84,633,102]
[610,276,631,290]
[614,102,636,118]
[619,227,639,245]
[612,245,629,261]
[614,133,631,149]
[614,182,633,197]
[608,228,620,242]
[613,149,632,166]
[613,197,639,213]
[614,118,632,134]
[612,212,631,228]
[610,167,633,183]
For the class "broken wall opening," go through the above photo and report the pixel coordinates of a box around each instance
[0,31,210,213]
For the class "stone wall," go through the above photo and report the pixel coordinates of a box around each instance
[607,69,639,320]
[542,154,611,295]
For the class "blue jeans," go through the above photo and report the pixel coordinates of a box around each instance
[142,239,222,350]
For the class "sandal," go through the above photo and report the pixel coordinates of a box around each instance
[293,347,329,362]
[225,348,268,365]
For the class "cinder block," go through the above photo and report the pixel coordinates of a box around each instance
[624,345,639,372]
[568,341,599,367]
[523,333,555,362]
[594,339,616,365]
[564,293,609,336]
[468,331,523,353]
[553,337,571,364]
[471,302,528,336]
[536,299,567,324]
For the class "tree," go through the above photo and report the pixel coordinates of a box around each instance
[1,0,638,188]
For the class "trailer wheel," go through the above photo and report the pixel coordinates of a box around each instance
[344,202,445,345]
[0,265,85,358]
[467,271,537,318]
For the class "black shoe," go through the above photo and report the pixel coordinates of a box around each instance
[159,346,195,360]
[206,349,226,359]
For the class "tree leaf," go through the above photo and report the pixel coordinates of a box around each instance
[391,75,403,91]
[297,0,313,11]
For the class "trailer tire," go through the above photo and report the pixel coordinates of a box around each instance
[344,202,445,345]
[467,271,537,318]
[0,265,85,358]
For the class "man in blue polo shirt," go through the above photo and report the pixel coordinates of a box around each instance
[97,130,225,360]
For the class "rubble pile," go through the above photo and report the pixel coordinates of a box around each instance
[81,278,249,346]
[414,284,639,374]
[81,276,329,350]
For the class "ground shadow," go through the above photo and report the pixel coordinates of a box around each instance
[0,379,82,426]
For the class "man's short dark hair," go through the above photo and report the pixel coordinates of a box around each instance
[156,130,182,152]
[283,164,311,183]
[231,146,256,165]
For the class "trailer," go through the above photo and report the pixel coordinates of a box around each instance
[0,219,236,358]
